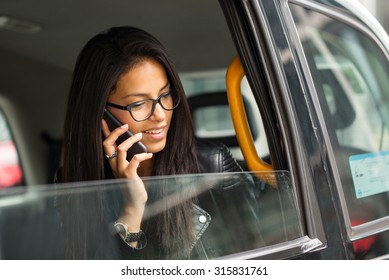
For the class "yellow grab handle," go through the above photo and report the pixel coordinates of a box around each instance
[226,56,274,174]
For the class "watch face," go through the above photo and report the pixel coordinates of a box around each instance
[114,223,127,239]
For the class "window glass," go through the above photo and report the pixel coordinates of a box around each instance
[181,71,269,165]
[0,171,304,259]
[193,106,234,137]
[181,71,236,140]
[290,5,389,228]
[0,109,23,188]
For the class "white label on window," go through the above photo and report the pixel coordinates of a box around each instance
[349,151,389,199]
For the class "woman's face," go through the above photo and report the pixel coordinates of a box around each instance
[107,59,173,154]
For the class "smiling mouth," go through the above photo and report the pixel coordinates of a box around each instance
[143,127,164,134]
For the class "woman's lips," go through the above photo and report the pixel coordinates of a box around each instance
[144,128,163,134]
[142,126,166,140]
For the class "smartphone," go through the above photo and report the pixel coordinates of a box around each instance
[103,108,147,161]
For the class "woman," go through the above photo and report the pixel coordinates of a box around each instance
[61,27,199,258]
[59,26,245,260]
[59,26,204,259]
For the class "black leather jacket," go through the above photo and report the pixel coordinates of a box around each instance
[190,140,259,259]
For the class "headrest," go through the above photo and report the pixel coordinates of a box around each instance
[188,91,258,147]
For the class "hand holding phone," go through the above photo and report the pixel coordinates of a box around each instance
[103,108,147,161]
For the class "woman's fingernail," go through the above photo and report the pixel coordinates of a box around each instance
[135,132,142,138]
[121,124,128,129]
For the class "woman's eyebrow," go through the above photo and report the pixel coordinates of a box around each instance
[159,82,170,91]
[122,92,148,99]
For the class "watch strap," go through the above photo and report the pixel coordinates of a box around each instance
[124,230,143,243]
[114,222,144,243]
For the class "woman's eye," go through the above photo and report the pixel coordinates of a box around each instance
[161,91,172,98]
[130,101,146,110]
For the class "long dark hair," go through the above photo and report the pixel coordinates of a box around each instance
[60,26,199,259]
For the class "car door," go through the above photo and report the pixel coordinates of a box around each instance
[287,0,389,259]
[220,0,389,259]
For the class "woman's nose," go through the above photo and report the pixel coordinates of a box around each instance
[149,103,165,121]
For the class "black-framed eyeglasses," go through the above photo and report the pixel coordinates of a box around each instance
[106,89,180,122]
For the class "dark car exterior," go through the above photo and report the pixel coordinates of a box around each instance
[219,0,389,259]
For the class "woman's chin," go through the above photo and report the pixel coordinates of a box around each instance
[144,141,166,154]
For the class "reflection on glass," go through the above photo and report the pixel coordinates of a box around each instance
[193,106,235,138]
[0,171,302,259]
[0,110,22,188]
[290,3,389,259]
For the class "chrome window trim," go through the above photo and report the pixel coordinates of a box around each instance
[280,0,348,244]
[216,236,323,260]
[371,253,389,260]
[242,0,328,246]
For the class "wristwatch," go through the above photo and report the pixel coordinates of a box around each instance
[114,222,143,243]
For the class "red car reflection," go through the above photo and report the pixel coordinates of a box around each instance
[0,140,22,188]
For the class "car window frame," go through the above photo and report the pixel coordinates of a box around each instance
[286,0,389,245]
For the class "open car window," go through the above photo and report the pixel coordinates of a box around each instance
[0,171,317,260]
